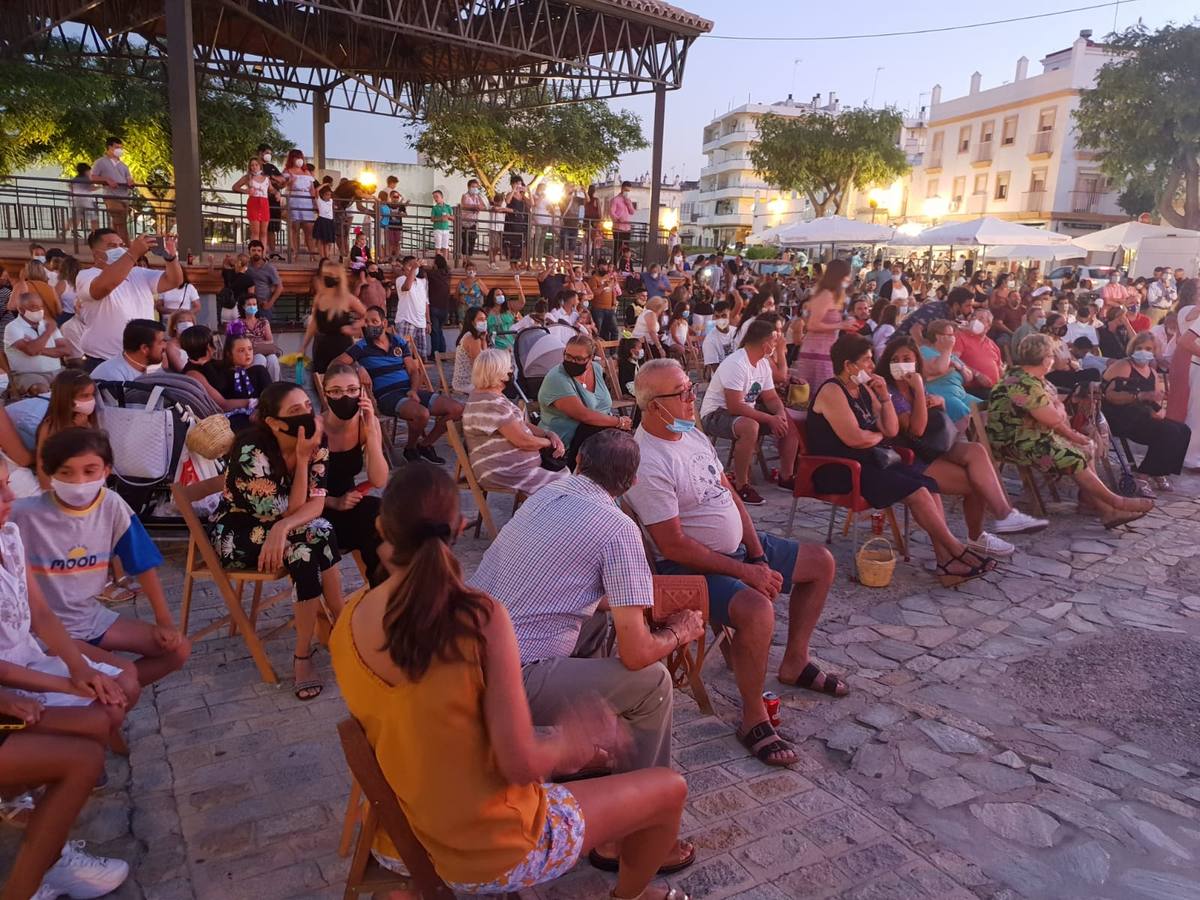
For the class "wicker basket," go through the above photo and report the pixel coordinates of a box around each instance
[856,537,896,588]
[186,414,235,461]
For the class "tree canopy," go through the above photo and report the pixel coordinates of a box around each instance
[414,99,646,198]
[1075,24,1200,229]
[0,40,291,198]
[749,108,909,218]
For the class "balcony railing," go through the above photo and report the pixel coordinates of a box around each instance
[972,140,994,166]
[1029,130,1055,157]
[1023,189,1047,213]
[925,152,943,170]
[949,197,963,213]
[967,193,988,214]
[1070,191,1104,213]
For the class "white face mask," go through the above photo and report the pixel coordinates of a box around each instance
[177,322,193,333]
[890,361,916,379]
[474,321,488,333]
[715,319,729,331]
[851,368,872,385]
[51,477,105,508]
[635,349,645,360]
[112,147,125,158]
[105,247,127,265]
[582,300,590,309]
[969,319,985,335]
[296,157,305,167]
[262,152,272,163]
[23,309,44,323]
[74,397,96,416]
[494,294,504,304]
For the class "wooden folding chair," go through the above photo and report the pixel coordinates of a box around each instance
[967,401,1054,517]
[411,353,436,392]
[444,420,525,539]
[599,352,636,410]
[433,351,457,394]
[336,718,523,900]
[171,477,291,685]
[650,575,730,716]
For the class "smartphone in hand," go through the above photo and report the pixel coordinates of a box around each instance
[148,236,167,258]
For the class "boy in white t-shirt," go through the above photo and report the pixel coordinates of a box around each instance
[701,301,736,370]
[698,318,801,505]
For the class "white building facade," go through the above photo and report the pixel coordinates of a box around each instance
[907,31,1125,235]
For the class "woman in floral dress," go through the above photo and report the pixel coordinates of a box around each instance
[986,333,1154,529]
[210,382,344,699]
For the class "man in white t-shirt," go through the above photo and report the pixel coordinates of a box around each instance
[626,358,843,767]
[701,302,735,370]
[75,228,182,370]
[394,255,430,360]
[3,290,68,394]
[698,318,801,505]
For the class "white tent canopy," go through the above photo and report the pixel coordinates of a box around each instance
[774,215,895,246]
[982,243,1087,261]
[889,216,1075,248]
[1072,221,1200,253]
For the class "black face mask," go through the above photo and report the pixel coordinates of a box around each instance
[364,324,384,340]
[562,359,589,377]
[327,395,361,421]
[274,411,317,437]
[322,275,339,288]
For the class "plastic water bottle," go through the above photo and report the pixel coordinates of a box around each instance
[295,357,306,387]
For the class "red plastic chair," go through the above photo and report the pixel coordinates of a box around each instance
[785,420,911,580]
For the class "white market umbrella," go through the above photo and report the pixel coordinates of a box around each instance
[775,215,895,246]
[1072,221,1200,253]
[889,216,1075,248]
[982,243,1087,261]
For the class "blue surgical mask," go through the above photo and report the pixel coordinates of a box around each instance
[666,417,695,434]
[105,247,127,265]
[244,305,258,317]
[1131,349,1155,365]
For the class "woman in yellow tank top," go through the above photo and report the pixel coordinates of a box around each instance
[330,463,691,899]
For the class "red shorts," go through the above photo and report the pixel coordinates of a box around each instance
[247,196,270,223]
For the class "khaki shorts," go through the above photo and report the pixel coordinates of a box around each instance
[701,407,739,439]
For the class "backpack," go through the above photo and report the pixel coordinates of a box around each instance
[217,285,238,310]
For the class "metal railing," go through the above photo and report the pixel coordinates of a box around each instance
[1029,130,1055,156]
[1069,191,1104,213]
[1022,189,1047,213]
[0,175,668,269]
[972,140,994,165]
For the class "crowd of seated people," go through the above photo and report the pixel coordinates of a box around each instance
[8,214,1200,900]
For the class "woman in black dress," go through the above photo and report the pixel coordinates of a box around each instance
[1101,330,1190,491]
[807,333,995,586]
[210,382,343,700]
[503,177,529,269]
[319,363,388,586]
[303,259,367,377]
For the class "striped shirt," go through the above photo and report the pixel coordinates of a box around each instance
[468,474,653,663]
[462,392,568,496]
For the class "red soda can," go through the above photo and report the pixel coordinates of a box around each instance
[762,691,781,727]
[186,252,195,265]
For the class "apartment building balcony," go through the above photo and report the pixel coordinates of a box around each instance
[925,152,943,173]
[1022,190,1047,214]
[971,140,994,168]
[699,212,755,228]
[1070,191,1106,214]
[1028,129,1055,160]
[948,197,963,213]
[700,156,754,177]
[701,130,757,154]
[696,185,757,202]
[967,193,988,214]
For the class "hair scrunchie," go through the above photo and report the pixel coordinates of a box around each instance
[413,521,452,544]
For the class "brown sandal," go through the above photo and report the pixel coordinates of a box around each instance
[738,720,796,767]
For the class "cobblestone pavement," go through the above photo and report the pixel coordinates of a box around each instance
[6,458,1200,900]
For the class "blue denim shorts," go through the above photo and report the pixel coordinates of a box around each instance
[656,531,799,627]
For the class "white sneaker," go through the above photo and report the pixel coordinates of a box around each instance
[968,531,1015,558]
[38,841,129,899]
[991,509,1049,534]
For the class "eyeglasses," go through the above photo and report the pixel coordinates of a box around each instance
[563,353,593,365]
[652,384,696,403]
[324,387,362,400]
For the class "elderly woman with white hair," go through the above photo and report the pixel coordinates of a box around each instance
[462,348,569,494]
[632,295,668,358]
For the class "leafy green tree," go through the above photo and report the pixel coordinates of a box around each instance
[749,108,909,217]
[1117,180,1157,219]
[415,99,646,197]
[1075,24,1200,229]
[0,40,291,203]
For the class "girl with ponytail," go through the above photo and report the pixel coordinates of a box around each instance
[330,463,693,900]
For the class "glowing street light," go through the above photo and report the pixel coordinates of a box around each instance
[542,181,565,205]
[660,207,679,230]
[923,195,949,223]
[359,170,378,189]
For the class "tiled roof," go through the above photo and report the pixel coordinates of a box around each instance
[592,0,713,33]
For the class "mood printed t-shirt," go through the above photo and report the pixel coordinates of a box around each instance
[11,488,163,640]
[699,348,774,419]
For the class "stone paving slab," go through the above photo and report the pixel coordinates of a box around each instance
[5,455,1200,899]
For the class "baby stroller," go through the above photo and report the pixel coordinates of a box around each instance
[96,373,225,524]
[512,324,575,402]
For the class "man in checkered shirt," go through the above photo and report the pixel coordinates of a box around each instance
[468,430,704,870]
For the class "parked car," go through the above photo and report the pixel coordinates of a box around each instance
[745,259,798,278]
[1045,265,1117,289]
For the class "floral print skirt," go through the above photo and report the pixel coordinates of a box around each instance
[210,514,341,602]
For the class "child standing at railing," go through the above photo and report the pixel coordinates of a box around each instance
[68,163,98,237]
[314,185,337,260]
[232,157,280,250]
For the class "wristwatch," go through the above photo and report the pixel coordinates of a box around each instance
[745,553,768,565]
[162,254,178,262]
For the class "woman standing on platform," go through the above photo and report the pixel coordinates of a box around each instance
[233,157,281,250]
[283,149,318,259]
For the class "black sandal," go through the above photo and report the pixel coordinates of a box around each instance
[293,651,323,701]
[937,551,996,587]
[780,661,848,697]
[737,721,796,767]
[590,839,696,875]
